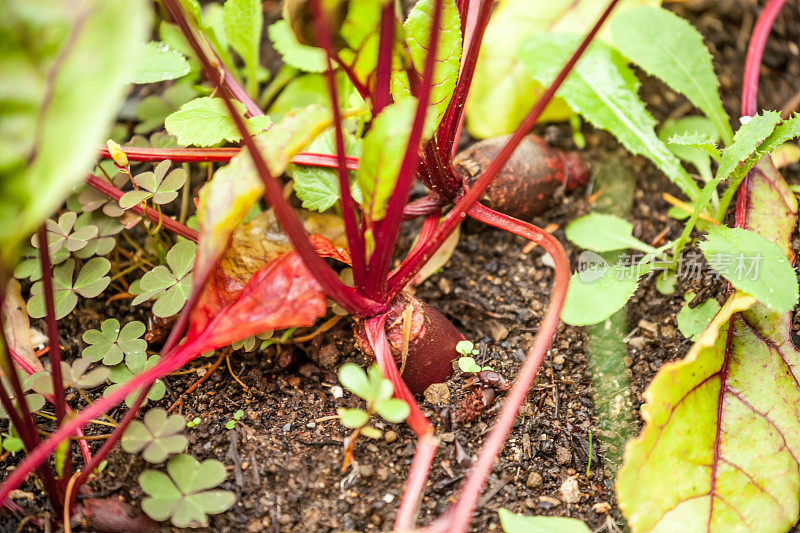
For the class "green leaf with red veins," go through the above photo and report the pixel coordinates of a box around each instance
[0,0,149,263]
[391,0,461,130]
[194,104,331,285]
[337,0,383,85]
[519,34,701,201]
[357,99,416,221]
[618,156,800,532]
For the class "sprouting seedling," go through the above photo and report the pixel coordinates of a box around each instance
[119,160,188,209]
[121,408,188,463]
[2,426,23,456]
[138,454,236,527]
[186,417,202,429]
[337,363,410,440]
[33,211,98,255]
[105,352,166,408]
[83,319,148,366]
[224,409,245,430]
[131,240,195,317]
[456,340,493,373]
[27,258,111,319]
[29,359,109,395]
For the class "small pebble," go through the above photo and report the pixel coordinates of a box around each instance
[359,464,374,477]
[330,385,344,399]
[555,445,572,465]
[559,476,581,504]
[593,502,612,514]
[384,430,397,443]
[552,354,565,366]
[306,422,316,429]
[383,493,395,503]
[287,375,301,387]
[488,321,509,342]
[538,495,560,509]
[424,383,450,405]
[526,472,543,488]
[376,467,390,481]
[282,423,291,432]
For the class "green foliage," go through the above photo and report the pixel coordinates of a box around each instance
[0,374,44,419]
[457,357,482,373]
[28,258,111,319]
[106,352,166,408]
[73,212,124,259]
[164,97,272,147]
[338,363,410,433]
[676,294,720,342]
[357,99,417,221]
[132,241,196,318]
[565,213,656,253]
[498,509,591,533]
[455,340,479,357]
[610,6,732,145]
[120,161,188,209]
[132,41,191,84]
[13,247,69,283]
[82,319,147,366]
[518,35,701,201]
[392,0,462,129]
[29,359,109,395]
[139,454,235,527]
[0,0,149,263]
[659,117,720,181]
[135,81,197,134]
[122,408,188,464]
[34,212,97,255]
[337,407,369,429]
[699,226,798,312]
[268,20,327,73]
[717,111,781,181]
[561,264,649,327]
[223,0,263,95]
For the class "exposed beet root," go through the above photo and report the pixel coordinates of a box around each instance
[355,293,462,395]
[82,497,160,532]
[452,134,589,221]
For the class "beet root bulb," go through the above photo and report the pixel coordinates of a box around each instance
[356,293,462,395]
[453,134,589,221]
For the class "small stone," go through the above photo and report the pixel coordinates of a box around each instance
[317,344,340,369]
[330,385,344,399]
[538,495,560,508]
[438,277,452,294]
[306,422,316,429]
[439,432,455,443]
[555,445,572,465]
[359,464,374,477]
[638,319,658,336]
[559,476,581,504]
[488,321,509,342]
[287,375,301,387]
[384,430,398,443]
[552,354,565,366]
[592,502,612,514]
[282,423,291,432]
[660,324,677,339]
[526,471,543,488]
[376,467,390,481]
[524,497,537,509]
[424,383,450,405]
[382,493,395,504]
[628,336,646,349]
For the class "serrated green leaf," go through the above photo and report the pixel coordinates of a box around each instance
[718,111,781,181]
[498,509,591,533]
[0,0,150,263]
[565,213,655,253]
[699,226,798,312]
[561,264,648,326]
[268,20,327,72]
[519,35,701,201]
[164,97,272,147]
[611,7,732,145]
[660,117,720,180]
[132,41,190,84]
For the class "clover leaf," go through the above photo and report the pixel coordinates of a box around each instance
[131,240,195,317]
[82,319,147,366]
[28,258,111,319]
[122,408,188,463]
[33,211,98,255]
[13,246,69,282]
[77,173,130,217]
[105,351,166,407]
[120,160,187,209]
[29,359,109,395]
[74,212,123,258]
[139,454,235,527]
[0,373,45,419]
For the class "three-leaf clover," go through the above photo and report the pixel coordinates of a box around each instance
[78,173,130,217]
[132,240,195,317]
[29,359,109,395]
[122,408,188,463]
[13,246,69,282]
[139,454,235,527]
[33,212,98,255]
[0,373,45,418]
[120,160,187,209]
[74,212,123,259]
[337,363,410,439]
[82,319,147,366]
[105,351,166,407]
[28,258,111,319]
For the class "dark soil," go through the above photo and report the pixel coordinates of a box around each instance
[3,1,800,532]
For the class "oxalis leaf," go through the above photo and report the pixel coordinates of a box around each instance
[518,34,701,201]
[618,156,800,532]
[0,0,149,263]
[610,7,732,145]
[164,97,272,147]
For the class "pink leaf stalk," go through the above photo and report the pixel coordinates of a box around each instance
[741,0,787,118]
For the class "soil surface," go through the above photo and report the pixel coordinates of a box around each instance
[3,1,800,532]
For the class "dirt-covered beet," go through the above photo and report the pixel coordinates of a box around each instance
[453,134,589,221]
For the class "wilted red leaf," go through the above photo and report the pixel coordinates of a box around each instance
[2,280,45,376]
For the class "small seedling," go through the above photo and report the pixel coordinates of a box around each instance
[456,341,493,373]
[224,409,245,430]
[186,417,202,429]
[122,408,188,463]
[138,454,235,527]
[82,319,147,366]
[337,363,410,440]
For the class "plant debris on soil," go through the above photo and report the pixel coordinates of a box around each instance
[4,1,800,531]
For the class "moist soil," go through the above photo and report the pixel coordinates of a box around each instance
[3,1,800,531]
